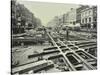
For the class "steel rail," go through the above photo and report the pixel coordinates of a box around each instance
[68,41,97,60]
[59,39,96,70]
[47,32,76,71]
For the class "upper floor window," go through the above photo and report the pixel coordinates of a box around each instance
[89,10,91,15]
[82,19,84,23]
[89,17,91,22]
[94,17,97,22]
[81,12,84,17]
[85,12,87,16]
[85,18,87,23]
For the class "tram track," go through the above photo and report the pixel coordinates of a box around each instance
[47,32,97,71]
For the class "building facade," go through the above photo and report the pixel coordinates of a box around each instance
[76,5,97,29]
[11,0,42,34]
[65,8,76,25]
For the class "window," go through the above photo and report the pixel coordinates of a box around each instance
[89,17,91,22]
[81,13,84,17]
[95,18,97,21]
[82,19,84,23]
[88,24,91,28]
[94,17,97,22]
[73,22,75,25]
[93,24,96,28]
[89,10,91,15]
[85,18,87,23]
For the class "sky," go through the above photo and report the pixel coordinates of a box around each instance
[17,0,79,26]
